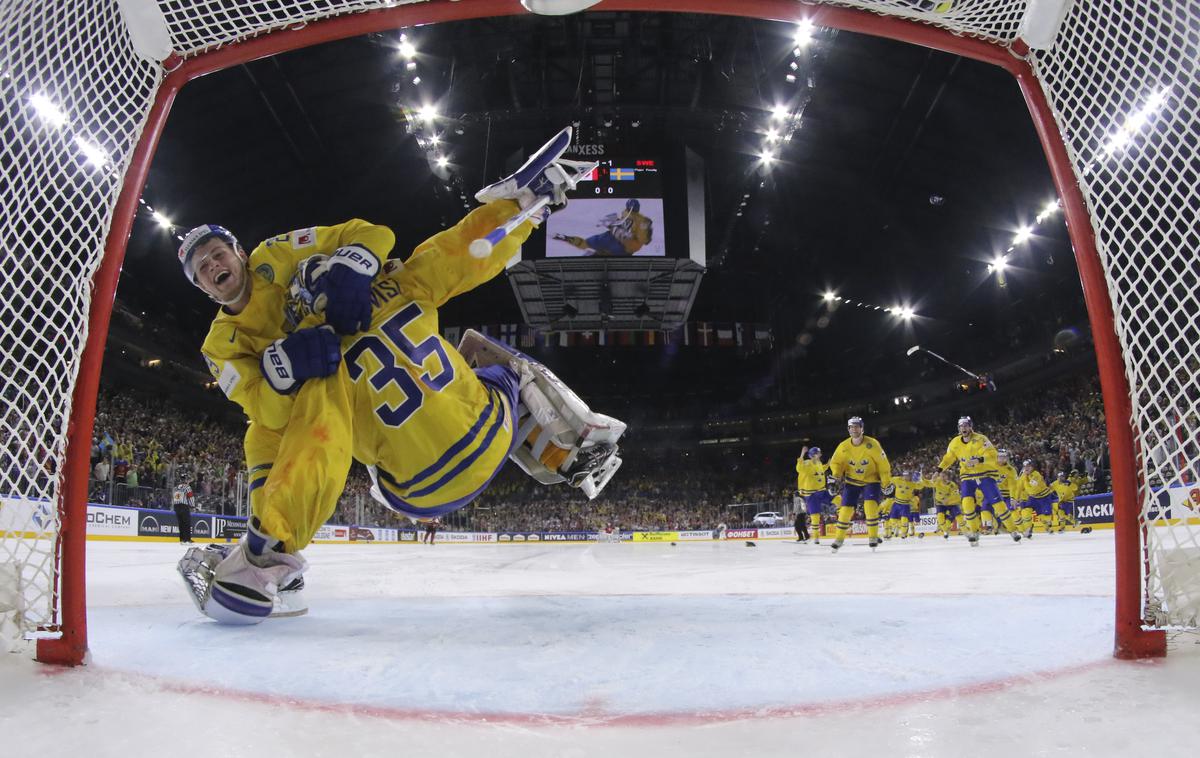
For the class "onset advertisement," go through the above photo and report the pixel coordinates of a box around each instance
[85,504,138,537]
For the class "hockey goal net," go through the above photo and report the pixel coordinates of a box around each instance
[1,0,1195,663]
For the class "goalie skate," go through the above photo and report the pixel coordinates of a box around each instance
[457,329,625,499]
[475,126,598,212]
[177,544,308,621]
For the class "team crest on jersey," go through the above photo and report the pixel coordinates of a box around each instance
[203,356,220,378]
[255,263,275,283]
[291,227,317,248]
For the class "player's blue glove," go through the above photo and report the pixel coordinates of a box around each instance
[260,325,341,394]
[318,244,380,335]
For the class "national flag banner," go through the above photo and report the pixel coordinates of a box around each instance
[442,326,461,345]
[643,331,657,347]
[616,330,635,347]
[597,330,606,346]
[717,326,735,347]
[579,331,597,346]
[519,326,536,348]
[735,323,745,347]
[559,332,570,348]
[499,323,519,346]
[610,167,635,181]
[695,322,714,347]
[754,325,773,350]
[583,166,599,182]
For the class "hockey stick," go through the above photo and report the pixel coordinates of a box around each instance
[468,196,552,259]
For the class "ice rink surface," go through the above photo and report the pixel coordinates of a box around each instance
[3,531,1199,757]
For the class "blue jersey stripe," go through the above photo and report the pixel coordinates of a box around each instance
[248,477,267,493]
[406,390,508,499]
[390,394,497,490]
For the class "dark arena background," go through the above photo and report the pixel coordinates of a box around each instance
[2,2,1199,755]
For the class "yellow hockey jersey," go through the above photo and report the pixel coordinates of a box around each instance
[1052,480,1078,503]
[891,476,916,505]
[995,462,1019,497]
[796,457,830,495]
[939,433,999,480]
[829,435,891,486]
[934,478,958,505]
[1019,470,1054,499]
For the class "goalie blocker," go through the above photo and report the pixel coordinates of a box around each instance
[456,329,625,499]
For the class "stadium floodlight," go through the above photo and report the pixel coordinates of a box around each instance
[759,149,776,165]
[989,254,1008,274]
[151,210,172,229]
[397,39,416,59]
[30,93,67,128]
[823,290,836,302]
[900,307,915,320]
[428,133,441,145]
[771,104,789,121]
[1036,199,1060,223]
[1012,225,1034,245]
[765,128,779,143]
[794,18,815,48]
[417,104,438,123]
[435,154,449,168]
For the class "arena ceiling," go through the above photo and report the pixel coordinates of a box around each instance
[117,9,1089,407]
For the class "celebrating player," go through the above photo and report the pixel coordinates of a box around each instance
[828,416,891,552]
[937,416,1021,546]
[1052,471,1079,533]
[1018,460,1059,537]
[176,127,626,624]
[796,445,831,544]
[933,469,959,538]
[994,448,1022,534]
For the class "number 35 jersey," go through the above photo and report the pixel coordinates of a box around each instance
[202,200,532,518]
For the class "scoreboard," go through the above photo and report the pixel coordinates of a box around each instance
[544,157,666,258]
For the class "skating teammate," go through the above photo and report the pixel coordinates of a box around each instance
[1018,460,1058,537]
[177,128,625,624]
[937,417,1020,546]
[934,469,959,538]
[994,448,1021,534]
[796,446,831,544]
[1052,471,1079,533]
[828,417,891,552]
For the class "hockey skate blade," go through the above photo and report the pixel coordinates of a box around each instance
[579,454,622,500]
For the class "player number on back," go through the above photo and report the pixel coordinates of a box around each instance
[343,302,455,427]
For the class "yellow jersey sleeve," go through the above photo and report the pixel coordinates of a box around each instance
[872,439,892,483]
[829,440,849,480]
[248,219,396,288]
[397,201,530,308]
[938,441,958,471]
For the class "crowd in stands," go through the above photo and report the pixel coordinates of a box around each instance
[61,371,1115,531]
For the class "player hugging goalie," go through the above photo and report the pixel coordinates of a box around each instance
[176,127,625,624]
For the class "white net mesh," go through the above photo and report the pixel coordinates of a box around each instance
[1,0,1197,653]
[1027,0,1200,628]
[1,0,160,647]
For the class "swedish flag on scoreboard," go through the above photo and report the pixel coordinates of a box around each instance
[610,167,635,181]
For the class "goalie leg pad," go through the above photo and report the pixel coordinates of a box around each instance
[457,329,625,498]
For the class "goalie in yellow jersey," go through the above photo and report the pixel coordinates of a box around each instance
[828,416,891,553]
[937,416,1021,546]
[175,127,624,624]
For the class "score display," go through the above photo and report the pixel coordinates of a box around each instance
[545,158,666,257]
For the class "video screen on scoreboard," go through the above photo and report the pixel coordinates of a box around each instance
[545,158,666,258]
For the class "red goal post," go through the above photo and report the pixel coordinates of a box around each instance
[6,0,1191,665]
